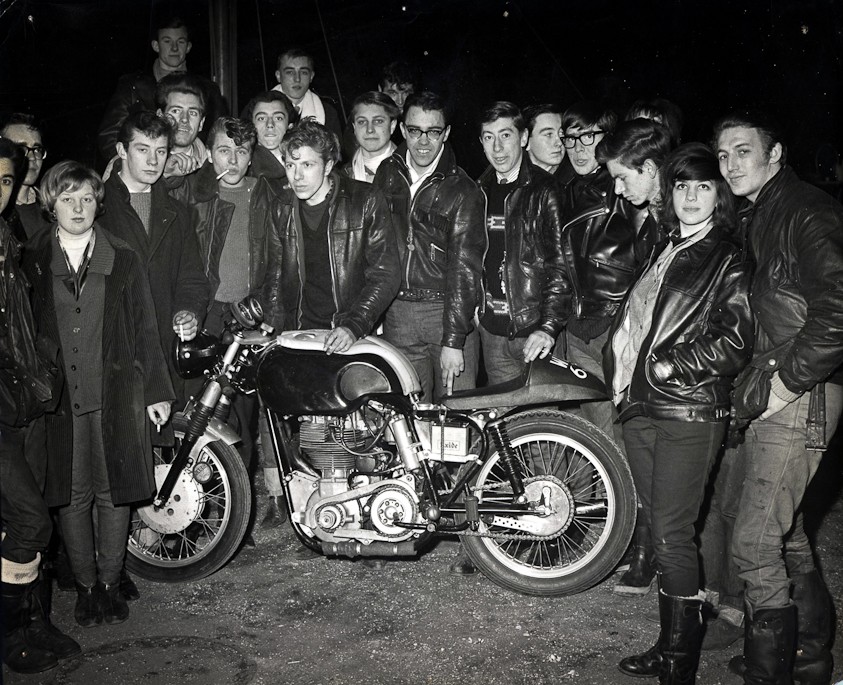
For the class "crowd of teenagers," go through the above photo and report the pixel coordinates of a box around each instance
[2,14,843,685]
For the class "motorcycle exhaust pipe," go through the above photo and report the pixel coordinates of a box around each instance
[321,541,417,559]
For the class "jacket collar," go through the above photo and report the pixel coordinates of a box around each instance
[747,165,794,213]
[389,142,461,179]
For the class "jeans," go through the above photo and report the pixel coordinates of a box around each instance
[58,410,129,587]
[732,383,843,613]
[564,329,624,448]
[478,326,527,386]
[623,415,725,597]
[383,299,479,402]
[0,417,50,564]
[699,445,746,614]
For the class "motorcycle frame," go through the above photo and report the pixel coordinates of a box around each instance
[261,401,537,556]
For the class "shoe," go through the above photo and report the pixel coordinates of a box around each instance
[618,591,702,684]
[27,576,81,659]
[614,511,656,595]
[448,550,477,576]
[99,582,129,625]
[74,582,102,628]
[54,545,76,592]
[261,495,288,528]
[119,568,140,602]
[791,570,834,684]
[702,616,743,651]
[2,580,59,674]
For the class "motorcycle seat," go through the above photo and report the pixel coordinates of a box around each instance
[441,355,607,410]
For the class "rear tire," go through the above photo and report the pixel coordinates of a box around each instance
[462,409,635,596]
[126,415,251,582]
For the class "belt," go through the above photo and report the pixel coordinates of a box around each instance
[397,288,446,302]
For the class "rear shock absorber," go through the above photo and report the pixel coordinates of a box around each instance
[487,419,526,504]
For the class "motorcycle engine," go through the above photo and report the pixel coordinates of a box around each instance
[287,412,421,543]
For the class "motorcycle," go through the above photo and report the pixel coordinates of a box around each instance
[127,298,636,597]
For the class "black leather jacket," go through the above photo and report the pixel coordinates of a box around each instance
[373,144,486,349]
[477,158,568,339]
[171,163,285,308]
[262,172,400,339]
[562,168,660,329]
[743,166,843,393]
[604,225,754,422]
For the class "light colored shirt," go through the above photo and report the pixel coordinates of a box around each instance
[407,146,445,200]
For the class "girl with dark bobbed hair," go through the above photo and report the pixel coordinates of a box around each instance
[604,143,754,684]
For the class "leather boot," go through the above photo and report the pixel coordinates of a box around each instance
[614,510,656,595]
[2,580,59,674]
[618,591,703,683]
[74,582,102,628]
[658,593,703,684]
[742,605,797,684]
[99,581,129,625]
[26,575,81,659]
[791,571,833,685]
[261,495,288,528]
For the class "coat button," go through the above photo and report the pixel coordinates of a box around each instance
[71,365,77,371]
[76,307,81,314]
[73,347,78,353]
[73,403,80,410]
[768,359,776,366]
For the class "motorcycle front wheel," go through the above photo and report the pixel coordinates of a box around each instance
[126,414,251,582]
[461,409,635,597]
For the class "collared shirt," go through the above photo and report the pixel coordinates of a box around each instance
[352,142,396,183]
[407,146,445,200]
[495,165,520,185]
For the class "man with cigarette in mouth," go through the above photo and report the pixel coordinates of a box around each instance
[173,116,285,475]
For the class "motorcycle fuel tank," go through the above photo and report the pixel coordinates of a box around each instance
[257,330,421,416]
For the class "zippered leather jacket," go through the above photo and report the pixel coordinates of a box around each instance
[171,163,284,308]
[604,225,754,422]
[477,158,568,339]
[261,172,400,339]
[562,167,659,330]
[742,166,843,393]
[373,144,486,349]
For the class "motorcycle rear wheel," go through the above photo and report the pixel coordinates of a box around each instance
[126,415,251,582]
[462,409,635,597]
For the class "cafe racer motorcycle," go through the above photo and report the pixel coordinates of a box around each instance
[127,299,636,597]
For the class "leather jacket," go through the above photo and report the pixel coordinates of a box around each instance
[477,158,568,339]
[262,172,400,338]
[373,144,486,349]
[743,166,843,393]
[562,167,659,327]
[172,163,285,308]
[604,225,754,422]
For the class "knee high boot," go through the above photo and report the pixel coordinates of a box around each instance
[658,592,704,685]
[618,590,703,683]
[2,580,58,674]
[791,571,833,685]
[742,605,797,685]
[615,509,657,595]
[27,574,81,658]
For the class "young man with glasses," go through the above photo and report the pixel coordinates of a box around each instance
[373,91,486,402]
[556,102,640,447]
[0,113,51,241]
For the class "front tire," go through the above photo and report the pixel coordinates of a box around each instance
[126,415,251,582]
[462,409,635,597]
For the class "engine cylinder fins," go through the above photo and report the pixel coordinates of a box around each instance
[299,417,369,472]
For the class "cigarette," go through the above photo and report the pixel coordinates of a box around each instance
[156,423,161,433]
[179,323,184,340]
[216,170,229,181]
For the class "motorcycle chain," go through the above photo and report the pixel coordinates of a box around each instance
[453,476,567,543]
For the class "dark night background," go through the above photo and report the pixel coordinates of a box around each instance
[1,0,841,184]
